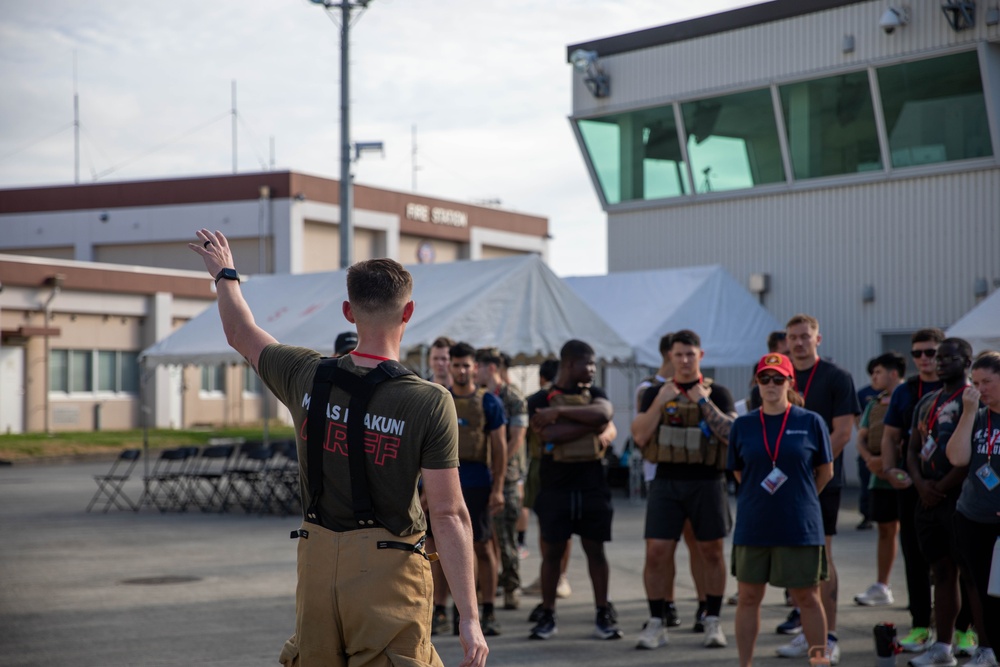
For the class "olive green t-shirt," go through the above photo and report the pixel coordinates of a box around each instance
[258,344,458,536]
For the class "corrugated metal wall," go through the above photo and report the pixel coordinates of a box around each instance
[607,168,1000,381]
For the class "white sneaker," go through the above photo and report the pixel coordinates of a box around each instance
[968,648,999,667]
[828,638,841,665]
[776,633,809,658]
[635,617,668,649]
[854,582,894,606]
[556,574,572,598]
[703,615,726,648]
[907,643,958,667]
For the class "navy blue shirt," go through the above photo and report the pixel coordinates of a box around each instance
[957,407,1000,524]
[454,390,506,488]
[728,406,832,546]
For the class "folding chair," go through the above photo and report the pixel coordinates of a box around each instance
[184,444,236,512]
[143,447,198,512]
[254,440,301,515]
[220,441,274,513]
[85,449,141,513]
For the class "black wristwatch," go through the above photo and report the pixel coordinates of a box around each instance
[215,268,240,285]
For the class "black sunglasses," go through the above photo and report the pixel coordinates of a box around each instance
[910,349,937,359]
[756,374,788,386]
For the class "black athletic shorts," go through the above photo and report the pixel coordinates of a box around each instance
[914,494,959,564]
[461,485,494,543]
[644,477,731,542]
[533,487,613,543]
[819,486,841,536]
[870,487,899,524]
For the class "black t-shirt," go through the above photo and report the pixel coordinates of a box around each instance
[793,359,860,488]
[527,384,609,492]
[639,378,736,481]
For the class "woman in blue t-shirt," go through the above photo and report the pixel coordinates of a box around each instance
[727,353,834,667]
[946,350,1000,666]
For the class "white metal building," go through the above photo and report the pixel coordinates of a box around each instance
[568,0,1000,382]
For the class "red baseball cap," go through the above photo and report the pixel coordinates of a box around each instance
[755,353,795,379]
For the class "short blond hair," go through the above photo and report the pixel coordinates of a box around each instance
[786,313,819,331]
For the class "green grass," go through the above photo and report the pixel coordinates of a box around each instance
[0,424,296,461]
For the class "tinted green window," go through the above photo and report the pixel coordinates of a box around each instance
[120,352,139,394]
[50,349,68,393]
[877,51,992,167]
[201,365,225,393]
[577,105,689,205]
[70,350,92,393]
[681,89,785,193]
[97,351,117,392]
[243,366,261,394]
[780,72,882,178]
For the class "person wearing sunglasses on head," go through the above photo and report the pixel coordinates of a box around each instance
[880,328,945,654]
[728,353,834,667]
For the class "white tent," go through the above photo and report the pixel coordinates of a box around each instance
[946,289,1000,354]
[140,255,634,366]
[564,265,782,368]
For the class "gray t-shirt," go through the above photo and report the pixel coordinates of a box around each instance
[956,407,1000,524]
[258,344,458,536]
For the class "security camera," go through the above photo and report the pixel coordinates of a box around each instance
[879,7,908,34]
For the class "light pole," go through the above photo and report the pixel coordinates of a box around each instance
[309,0,371,269]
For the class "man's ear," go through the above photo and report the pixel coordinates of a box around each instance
[343,301,356,324]
[402,300,414,323]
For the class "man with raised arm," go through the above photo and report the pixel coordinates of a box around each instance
[189,229,487,667]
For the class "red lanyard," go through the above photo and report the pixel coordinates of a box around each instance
[677,375,704,401]
[759,405,792,469]
[350,350,392,362]
[925,386,967,433]
[800,360,820,401]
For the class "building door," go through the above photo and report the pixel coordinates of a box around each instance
[0,345,25,434]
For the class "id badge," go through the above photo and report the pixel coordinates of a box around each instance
[976,463,1000,491]
[761,466,788,495]
[919,435,937,462]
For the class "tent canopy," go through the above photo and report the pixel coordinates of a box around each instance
[564,265,782,368]
[140,255,634,367]
[946,289,1000,354]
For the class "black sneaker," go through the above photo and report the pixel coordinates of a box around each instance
[530,609,557,640]
[693,608,707,633]
[528,602,546,623]
[665,603,682,628]
[593,606,623,640]
[776,608,802,635]
[607,600,618,623]
[481,611,502,637]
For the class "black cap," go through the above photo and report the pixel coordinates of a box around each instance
[334,331,358,356]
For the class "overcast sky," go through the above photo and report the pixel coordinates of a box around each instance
[0,0,753,276]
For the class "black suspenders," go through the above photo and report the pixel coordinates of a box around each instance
[304,358,412,529]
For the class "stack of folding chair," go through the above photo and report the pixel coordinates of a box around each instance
[255,440,301,516]
[220,441,274,513]
[85,448,141,513]
[183,444,236,512]
[142,447,199,512]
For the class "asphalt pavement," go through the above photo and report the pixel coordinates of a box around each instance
[0,459,949,666]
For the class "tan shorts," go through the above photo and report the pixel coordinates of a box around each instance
[279,522,443,667]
